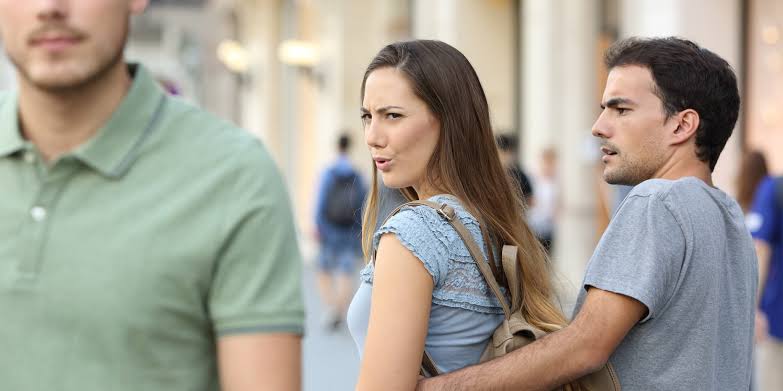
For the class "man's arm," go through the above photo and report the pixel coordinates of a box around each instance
[210,141,305,390]
[418,287,646,391]
[218,333,301,391]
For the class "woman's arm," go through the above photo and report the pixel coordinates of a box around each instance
[356,233,434,391]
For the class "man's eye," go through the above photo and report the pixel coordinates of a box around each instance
[617,108,629,115]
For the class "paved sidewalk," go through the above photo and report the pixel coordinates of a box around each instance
[302,259,360,391]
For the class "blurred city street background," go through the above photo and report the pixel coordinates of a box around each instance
[0,0,780,389]
[301,256,359,390]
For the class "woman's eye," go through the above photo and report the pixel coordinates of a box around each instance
[386,113,402,119]
[360,113,371,123]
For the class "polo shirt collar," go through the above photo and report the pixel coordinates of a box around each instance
[73,63,166,178]
[0,91,23,157]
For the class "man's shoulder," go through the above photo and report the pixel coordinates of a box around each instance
[628,178,677,198]
[629,177,716,203]
[160,96,248,141]
[156,96,272,166]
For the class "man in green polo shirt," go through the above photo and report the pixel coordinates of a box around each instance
[0,1,304,390]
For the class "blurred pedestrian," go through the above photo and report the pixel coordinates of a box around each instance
[0,2,303,390]
[347,40,569,390]
[737,150,769,213]
[745,152,783,391]
[735,150,769,391]
[418,37,755,391]
[496,133,535,208]
[314,133,366,330]
[528,146,558,253]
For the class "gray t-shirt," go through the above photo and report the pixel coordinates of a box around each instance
[574,177,757,390]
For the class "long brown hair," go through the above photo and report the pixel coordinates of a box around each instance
[736,150,768,212]
[360,40,569,333]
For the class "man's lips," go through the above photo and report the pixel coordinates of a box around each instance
[31,36,82,50]
[29,27,85,50]
[601,146,618,156]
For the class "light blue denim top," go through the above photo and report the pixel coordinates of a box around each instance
[346,195,505,373]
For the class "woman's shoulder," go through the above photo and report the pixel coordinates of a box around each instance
[375,195,468,236]
[377,195,480,243]
[364,195,504,314]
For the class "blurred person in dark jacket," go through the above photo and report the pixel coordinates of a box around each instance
[496,133,534,208]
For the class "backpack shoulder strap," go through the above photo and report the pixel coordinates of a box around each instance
[501,245,523,313]
[415,201,513,318]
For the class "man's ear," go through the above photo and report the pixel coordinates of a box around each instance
[129,0,149,15]
[670,109,700,146]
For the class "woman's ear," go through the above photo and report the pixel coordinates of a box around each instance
[670,109,700,145]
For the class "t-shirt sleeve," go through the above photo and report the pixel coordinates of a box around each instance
[583,194,686,323]
[748,177,781,244]
[209,141,304,336]
[371,206,451,287]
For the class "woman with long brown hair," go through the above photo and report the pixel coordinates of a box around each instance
[345,40,570,390]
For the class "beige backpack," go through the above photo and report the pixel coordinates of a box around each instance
[380,200,620,390]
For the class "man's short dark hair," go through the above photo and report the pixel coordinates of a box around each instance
[338,133,351,153]
[495,133,518,152]
[605,37,740,171]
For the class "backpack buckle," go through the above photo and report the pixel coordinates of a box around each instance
[436,204,455,221]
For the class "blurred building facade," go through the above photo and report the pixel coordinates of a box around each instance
[0,0,779,298]
[216,0,781,298]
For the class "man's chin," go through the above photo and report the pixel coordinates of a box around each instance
[604,174,643,187]
[22,59,110,92]
[26,69,91,91]
[603,170,632,186]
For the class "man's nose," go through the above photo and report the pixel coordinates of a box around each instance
[592,111,610,139]
[36,0,68,22]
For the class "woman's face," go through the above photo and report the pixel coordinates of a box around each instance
[361,67,440,196]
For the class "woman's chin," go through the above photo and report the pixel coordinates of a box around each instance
[379,175,408,189]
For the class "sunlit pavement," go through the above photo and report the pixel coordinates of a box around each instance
[302,242,360,391]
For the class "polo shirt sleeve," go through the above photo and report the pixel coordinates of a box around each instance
[748,177,781,244]
[209,140,304,336]
[582,193,686,323]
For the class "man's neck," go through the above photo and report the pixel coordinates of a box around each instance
[652,150,714,187]
[17,61,132,163]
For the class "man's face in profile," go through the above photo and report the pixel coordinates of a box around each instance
[592,65,676,186]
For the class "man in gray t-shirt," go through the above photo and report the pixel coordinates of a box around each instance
[574,177,756,389]
[418,37,755,391]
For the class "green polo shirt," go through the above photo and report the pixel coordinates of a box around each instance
[0,64,304,390]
